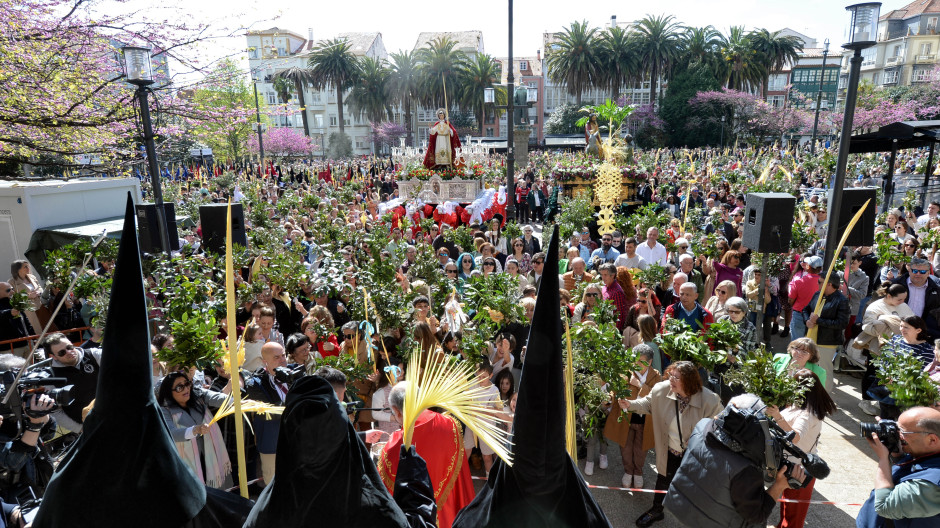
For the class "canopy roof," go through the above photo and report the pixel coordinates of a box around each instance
[849,120,940,154]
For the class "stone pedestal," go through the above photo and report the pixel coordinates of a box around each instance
[514,126,532,168]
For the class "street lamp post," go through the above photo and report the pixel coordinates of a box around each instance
[824,2,881,273]
[252,75,266,175]
[505,0,516,222]
[811,38,831,154]
[122,46,171,254]
[720,115,725,148]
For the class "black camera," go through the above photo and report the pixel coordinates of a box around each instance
[714,405,830,489]
[0,360,74,426]
[273,365,306,387]
[861,420,902,454]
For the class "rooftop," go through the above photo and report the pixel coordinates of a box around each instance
[412,31,484,54]
[299,32,381,58]
[881,0,940,20]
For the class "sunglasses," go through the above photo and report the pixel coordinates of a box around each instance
[727,309,743,315]
[343,332,356,338]
[172,380,192,393]
[54,345,75,357]
[439,253,448,257]
[904,244,917,248]
[637,300,646,304]
[484,262,496,266]
[532,260,544,264]
[912,269,930,274]
[446,269,457,274]
[585,292,600,298]
[717,290,727,295]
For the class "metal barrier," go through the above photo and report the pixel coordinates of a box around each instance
[0,327,91,355]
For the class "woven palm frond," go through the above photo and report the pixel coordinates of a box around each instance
[402,349,513,466]
[209,395,284,429]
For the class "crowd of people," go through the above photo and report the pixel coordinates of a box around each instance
[0,145,937,527]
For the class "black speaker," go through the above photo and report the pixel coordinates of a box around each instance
[830,188,876,247]
[136,203,180,253]
[199,203,247,253]
[742,193,796,253]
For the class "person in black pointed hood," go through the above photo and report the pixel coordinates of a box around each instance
[33,195,252,528]
[453,225,611,527]
[243,374,436,528]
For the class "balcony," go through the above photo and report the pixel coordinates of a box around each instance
[885,56,901,65]
[915,54,936,63]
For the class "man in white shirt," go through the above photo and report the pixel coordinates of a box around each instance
[636,227,668,267]
[916,201,940,229]
[614,237,649,270]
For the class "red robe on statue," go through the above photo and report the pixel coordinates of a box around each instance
[378,410,475,528]
[423,120,462,170]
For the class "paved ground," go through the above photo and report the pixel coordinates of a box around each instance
[470,330,873,528]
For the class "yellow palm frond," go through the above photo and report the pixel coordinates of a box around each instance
[403,349,513,466]
[208,396,284,428]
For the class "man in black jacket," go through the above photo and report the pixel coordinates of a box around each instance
[803,273,851,392]
[892,258,940,340]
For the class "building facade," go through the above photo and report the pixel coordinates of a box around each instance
[245,27,388,157]
[839,0,940,100]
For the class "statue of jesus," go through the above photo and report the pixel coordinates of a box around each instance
[423,108,461,170]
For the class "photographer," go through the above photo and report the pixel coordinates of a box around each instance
[857,406,940,527]
[664,393,807,528]
[43,333,101,434]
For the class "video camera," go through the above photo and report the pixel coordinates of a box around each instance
[273,365,306,387]
[860,420,902,454]
[713,405,830,489]
[0,359,74,426]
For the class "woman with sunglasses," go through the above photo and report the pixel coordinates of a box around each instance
[704,280,737,320]
[718,296,758,355]
[456,252,476,280]
[480,257,500,277]
[476,244,503,273]
[572,284,603,324]
[711,250,744,298]
[509,239,532,274]
[158,371,233,489]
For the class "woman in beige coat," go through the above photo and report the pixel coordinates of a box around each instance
[855,282,913,355]
[10,260,43,335]
[621,360,723,528]
[603,344,661,490]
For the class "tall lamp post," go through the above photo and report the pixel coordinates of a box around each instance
[123,46,171,254]
[720,115,726,148]
[505,0,516,221]
[811,38,831,154]
[251,74,266,175]
[824,2,881,273]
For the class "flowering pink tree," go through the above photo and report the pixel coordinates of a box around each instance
[0,0,250,172]
[690,88,811,143]
[247,127,315,159]
[371,122,407,152]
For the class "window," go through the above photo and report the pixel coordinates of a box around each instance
[485,128,494,137]
[871,72,880,85]
[767,95,786,108]
[861,47,876,66]
[893,44,903,57]
[929,17,938,31]
[249,47,259,59]
[913,68,932,82]
[314,114,324,128]
[485,113,495,124]
[267,92,276,104]
[884,70,899,84]
[519,60,528,70]
[527,81,537,88]
[330,115,337,126]
[277,46,287,56]
[768,73,788,91]
[355,136,368,149]
[311,92,321,103]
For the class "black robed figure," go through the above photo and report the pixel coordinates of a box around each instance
[33,195,251,528]
[453,225,611,527]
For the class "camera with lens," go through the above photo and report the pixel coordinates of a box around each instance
[713,405,830,489]
[273,365,306,387]
[860,420,902,454]
[0,359,74,426]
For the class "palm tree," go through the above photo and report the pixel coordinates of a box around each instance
[719,26,765,92]
[272,67,313,137]
[348,57,392,123]
[633,14,684,109]
[749,29,803,99]
[308,38,361,137]
[545,20,600,105]
[457,54,503,135]
[598,25,639,100]
[680,26,724,74]
[415,36,469,111]
[272,76,292,105]
[389,51,420,146]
